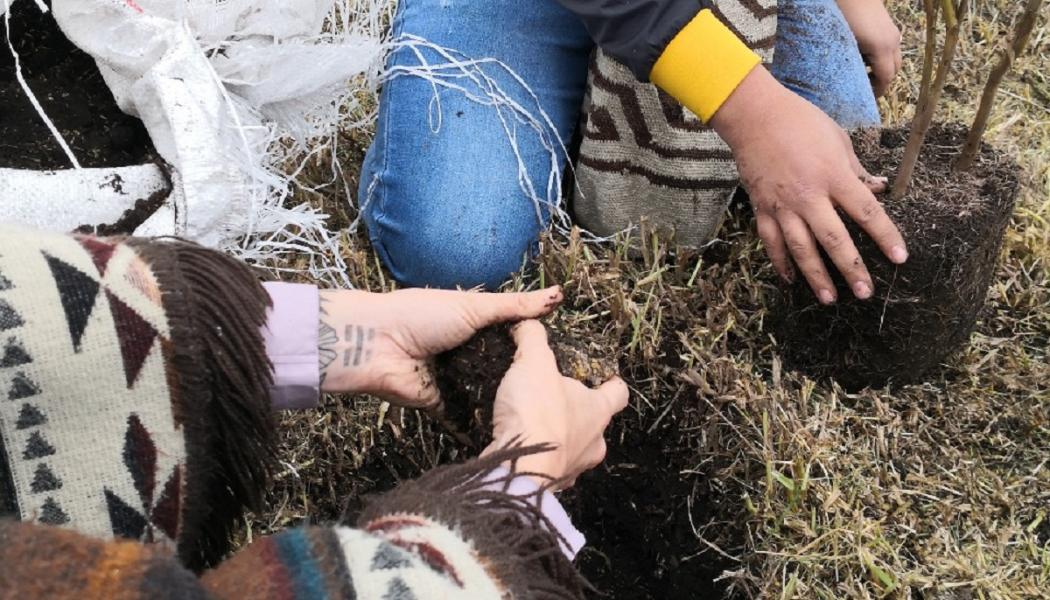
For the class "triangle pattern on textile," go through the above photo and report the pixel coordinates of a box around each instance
[15,403,46,429]
[30,463,62,493]
[77,237,118,276]
[23,431,55,460]
[9,372,41,401]
[43,253,100,352]
[0,337,32,368]
[151,467,182,540]
[105,488,148,540]
[0,299,23,332]
[372,542,413,570]
[383,578,418,600]
[0,271,12,291]
[39,497,70,525]
[106,291,158,389]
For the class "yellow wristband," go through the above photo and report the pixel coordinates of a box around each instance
[650,9,762,123]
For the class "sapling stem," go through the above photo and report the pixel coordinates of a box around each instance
[955,0,1044,172]
[892,0,965,200]
[916,0,940,110]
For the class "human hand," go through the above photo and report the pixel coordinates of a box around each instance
[483,321,629,490]
[837,0,902,97]
[710,67,908,304]
[318,286,563,409]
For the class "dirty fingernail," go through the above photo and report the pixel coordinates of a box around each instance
[853,281,872,299]
[818,289,836,305]
[891,246,908,264]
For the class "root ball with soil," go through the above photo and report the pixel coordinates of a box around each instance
[775,124,1020,389]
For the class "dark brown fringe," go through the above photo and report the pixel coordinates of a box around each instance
[128,238,276,571]
[357,444,590,599]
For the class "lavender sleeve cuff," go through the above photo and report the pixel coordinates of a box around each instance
[261,282,321,411]
[483,467,585,560]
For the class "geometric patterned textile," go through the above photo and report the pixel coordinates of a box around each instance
[0,226,278,572]
[203,523,504,599]
[0,448,587,599]
[0,226,184,550]
[573,0,778,248]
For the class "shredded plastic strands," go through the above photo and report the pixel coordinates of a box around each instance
[0,0,394,286]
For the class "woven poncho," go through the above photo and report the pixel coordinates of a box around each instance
[0,226,275,569]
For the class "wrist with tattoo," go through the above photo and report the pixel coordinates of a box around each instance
[317,290,378,394]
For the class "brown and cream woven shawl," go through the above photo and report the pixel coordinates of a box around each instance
[573,0,778,248]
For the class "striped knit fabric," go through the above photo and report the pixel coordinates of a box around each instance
[572,0,777,248]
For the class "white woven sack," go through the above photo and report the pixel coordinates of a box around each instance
[0,0,390,280]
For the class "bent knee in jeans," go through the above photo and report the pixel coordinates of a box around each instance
[362,180,545,290]
[357,0,591,289]
[773,0,881,129]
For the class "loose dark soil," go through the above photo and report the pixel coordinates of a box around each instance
[560,409,734,600]
[775,124,1020,390]
[0,1,154,169]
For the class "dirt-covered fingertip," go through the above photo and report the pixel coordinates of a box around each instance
[540,285,564,311]
[516,285,563,317]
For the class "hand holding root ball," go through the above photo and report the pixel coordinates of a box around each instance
[711,66,909,304]
[317,285,627,489]
[485,321,629,490]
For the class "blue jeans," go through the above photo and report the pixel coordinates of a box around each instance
[359,0,880,289]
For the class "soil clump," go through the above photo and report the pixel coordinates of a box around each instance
[434,321,738,598]
[776,124,1020,389]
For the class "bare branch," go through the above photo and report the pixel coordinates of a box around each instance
[955,0,1044,172]
[892,1,968,200]
[917,0,940,104]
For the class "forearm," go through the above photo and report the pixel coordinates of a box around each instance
[264,282,400,411]
[708,65,786,151]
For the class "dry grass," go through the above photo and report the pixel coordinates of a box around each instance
[245,1,1050,597]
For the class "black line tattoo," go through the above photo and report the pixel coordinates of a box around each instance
[318,320,338,385]
[342,325,376,368]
